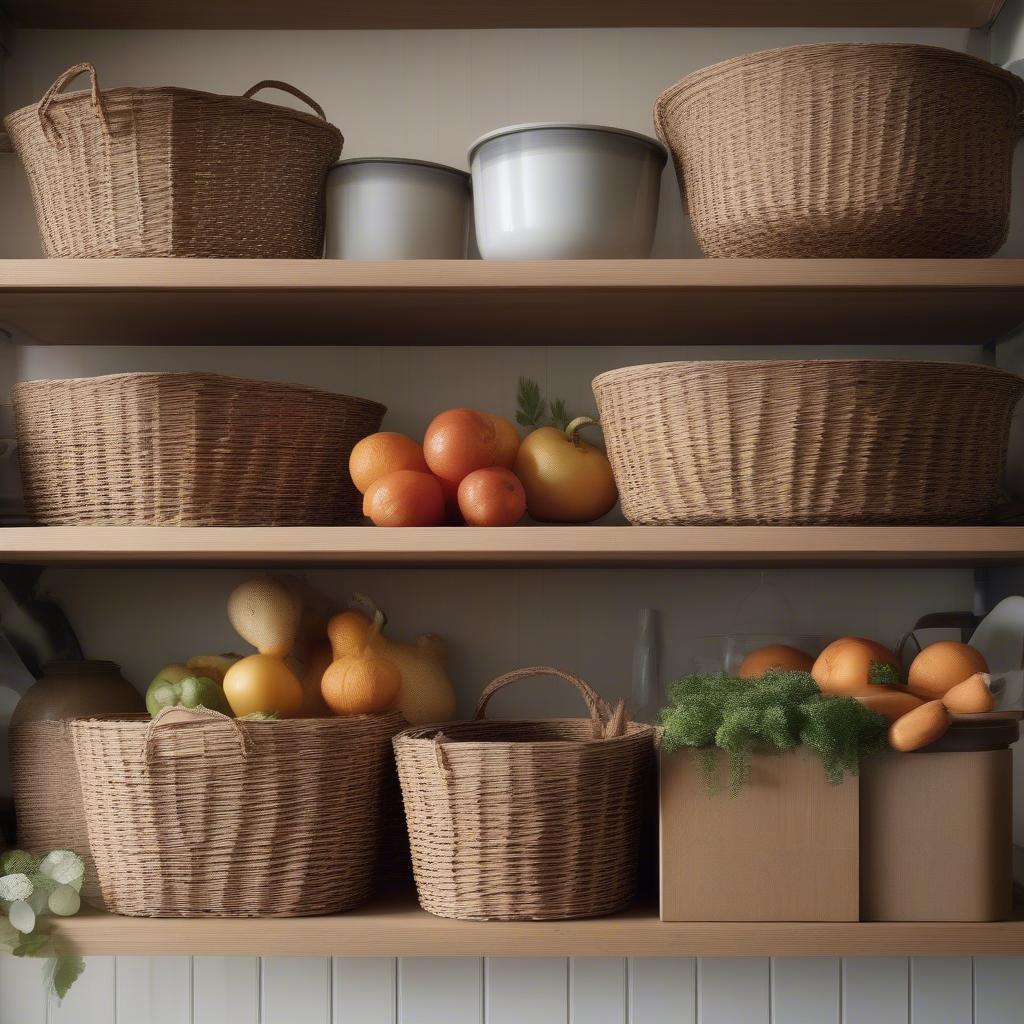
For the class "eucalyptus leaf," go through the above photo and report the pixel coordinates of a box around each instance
[44,954,85,1002]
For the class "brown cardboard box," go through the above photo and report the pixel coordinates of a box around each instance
[659,748,859,921]
[860,750,1013,922]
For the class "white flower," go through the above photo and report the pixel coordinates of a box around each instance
[0,873,33,902]
[39,850,85,886]
[8,900,35,934]
[48,885,81,918]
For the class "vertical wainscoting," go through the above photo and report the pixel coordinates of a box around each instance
[3,956,1022,1024]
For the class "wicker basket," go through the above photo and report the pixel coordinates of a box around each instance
[654,44,1024,257]
[3,63,342,258]
[70,707,405,917]
[13,372,385,526]
[592,360,1024,526]
[394,667,655,921]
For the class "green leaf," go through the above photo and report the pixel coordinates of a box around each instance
[1,850,38,876]
[0,916,20,951]
[515,377,546,428]
[868,660,902,688]
[44,954,86,1003]
[13,931,49,957]
[550,398,571,431]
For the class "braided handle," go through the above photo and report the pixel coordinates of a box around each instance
[38,62,110,147]
[143,706,251,764]
[474,666,614,732]
[243,80,327,121]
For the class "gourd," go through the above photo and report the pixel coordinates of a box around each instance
[326,596,456,723]
[889,699,951,752]
[321,616,402,716]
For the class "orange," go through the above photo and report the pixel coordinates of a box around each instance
[908,641,988,699]
[485,413,521,469]
[363,470,445,527]
[423,409,497,484]
[736,644,814,679]
[436,475,464,525]
[458,467,526,527]
[349,432,428,495]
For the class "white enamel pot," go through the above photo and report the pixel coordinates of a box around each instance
[326,158,471,259]
[469,123,667,260]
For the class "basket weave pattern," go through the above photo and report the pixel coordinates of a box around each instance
[592,360,1024,526]
[70,709,405,918]
[3,64,342,258]
[13,372,385,526]
[394,668,655,922]
[654,44,1024,258]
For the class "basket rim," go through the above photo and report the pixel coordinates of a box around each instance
[13,370,388,414]
[70,710,405,728]
[5,83,343,142]
[394,717,657,747]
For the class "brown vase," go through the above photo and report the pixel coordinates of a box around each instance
[10,659,143,726]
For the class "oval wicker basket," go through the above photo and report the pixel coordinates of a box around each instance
[654,44,1024,257]
[13,372,386,526]
[592,360,1024,526]
[3,63,342,258]
[70,707,406,918]
[394,667,656,922]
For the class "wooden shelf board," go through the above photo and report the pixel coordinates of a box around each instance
[45,900,1024,957]
[2,1,1006,29]
[0,526,1021,568]
[1,259,1023,346]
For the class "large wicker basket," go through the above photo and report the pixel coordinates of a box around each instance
[592,360,1024,526]
[3,63,342,258]
[394,667,655,921]
[13,372,385,526]
[70,707,405,917]
[654,44,1024,257]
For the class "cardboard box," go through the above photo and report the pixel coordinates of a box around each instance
[659,748,859,921]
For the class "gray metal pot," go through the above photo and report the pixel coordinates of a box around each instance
[469,123,667,260]
[326,158,471,259]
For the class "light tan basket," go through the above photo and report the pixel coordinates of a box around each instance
[3,62,342,258]
[13,372,385,526]
[654,44,1024,257]
[592,360,1024,526]
[394,667,655,922]
[70,707,405,918]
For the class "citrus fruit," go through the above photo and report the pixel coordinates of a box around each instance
[349,432,428,494]
[423,409,497,483]
[457,467,527,527]
[908,641,988,699]
[485,413,521,468]
[363,470,446,527]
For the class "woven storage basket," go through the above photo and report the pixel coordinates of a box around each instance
[70,707,405,917]
[394,667,655,921]
[3,62,342,258]
[654,44,1024,257]
[13,372,385,526]
[592,360,1024,526]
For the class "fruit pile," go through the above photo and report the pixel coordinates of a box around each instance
[350,380,618,527]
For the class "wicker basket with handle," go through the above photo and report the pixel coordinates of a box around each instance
[70,707,406,917]
[592,359,1024,526]
[3,62,342,258]
[654,44,1024,257]
[393,667,656,921]
[13,371,386,526]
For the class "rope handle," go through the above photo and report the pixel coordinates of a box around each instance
[143,705,252,764]
[38,62,110,147]
[474,666,615,734]
[242,80,327,121]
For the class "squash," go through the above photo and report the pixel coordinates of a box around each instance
[812,636,902,694]
[941,672,994,714]
[227,577,301,657]
[889,699,951,752]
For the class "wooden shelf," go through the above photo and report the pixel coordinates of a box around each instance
[1,259,1023,347]
[3,0,1005,29]
[46,900,1024,957]
[0,526,1021,568]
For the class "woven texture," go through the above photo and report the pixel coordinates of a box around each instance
[9,722,104,908]
[13,371,385,526]
[592,360,1024,526]
[70,708,405,918]
[394,667,655,922]
[3,63,342,258]
[654,44,1024,257]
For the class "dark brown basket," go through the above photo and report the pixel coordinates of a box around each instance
[3,63,342,258]
[592,360,1024,526]
[13,372,385,526]
[70,708,406,918]
[394,667,656,921]
[654,44,1024,257]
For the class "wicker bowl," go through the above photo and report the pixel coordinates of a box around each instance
[654,44,1024,258]
[13,372,385,526]
[592,360,1024,526]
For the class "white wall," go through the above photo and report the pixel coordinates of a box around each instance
[0,21,1022,1024]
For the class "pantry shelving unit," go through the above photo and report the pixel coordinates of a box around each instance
[1,258,1023,346]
